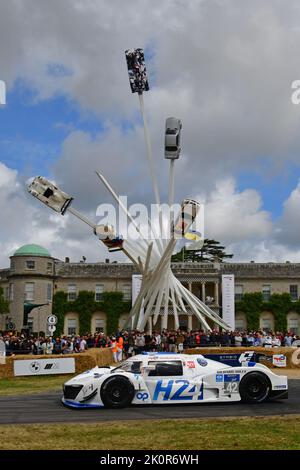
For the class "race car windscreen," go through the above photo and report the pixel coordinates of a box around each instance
[148,361,183,376]
[111,361,142,374]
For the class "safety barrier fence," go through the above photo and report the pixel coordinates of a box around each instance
[185,347,300,368]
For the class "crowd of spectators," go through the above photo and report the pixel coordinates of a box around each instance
[1,328,299,358]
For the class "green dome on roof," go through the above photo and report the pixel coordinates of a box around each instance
[13,244,51,258]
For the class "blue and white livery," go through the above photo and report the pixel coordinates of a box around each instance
[62,353,288,409]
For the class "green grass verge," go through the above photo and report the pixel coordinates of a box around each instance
[0,375,72,396]
[0,416,299,450]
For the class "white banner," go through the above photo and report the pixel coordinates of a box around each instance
[222,274,235,330]
[14,358,75,376]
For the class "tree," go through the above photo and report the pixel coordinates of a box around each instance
[0,287,9,315]
[171,239,233,263]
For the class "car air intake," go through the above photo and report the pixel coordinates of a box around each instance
[63,385,83,400]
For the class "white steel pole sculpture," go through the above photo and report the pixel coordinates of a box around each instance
[0,79,6,106]
[27,48,230,332]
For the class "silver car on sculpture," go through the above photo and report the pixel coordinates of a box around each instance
[165,117,182,159]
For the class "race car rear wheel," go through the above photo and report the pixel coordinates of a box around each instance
[239,372,271,403]
[100,376,135,409]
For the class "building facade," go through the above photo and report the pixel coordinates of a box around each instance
[0,244,300,334]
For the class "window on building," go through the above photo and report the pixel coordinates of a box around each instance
[95,319,104,333]
[262,318,272,333]
[95,284,104,302]
[47,284,52,302]
[122,284,132,301]
[9,283,14,301]
[262,285,271,301]
[10,260,15,270]
[288,318,299,335]
[290,285,298,301]
[235,319,245,331]
[25,283,34,302]
[47,262,53,274]
[67,318,77,335]
[68,284,77,301]
[235,285,244,302]
[5,286,9,300]
[26,260,35,270]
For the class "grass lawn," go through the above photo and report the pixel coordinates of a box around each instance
[0,375,72,396]
[0,416,299,450]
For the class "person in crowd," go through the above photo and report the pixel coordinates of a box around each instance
[53,337,62,354]
[80,336,87,352]
[116,334,124,362]
[111,336,119,363]
[134,332,145,355]
[284,333,293,347]
[263,333,273,347]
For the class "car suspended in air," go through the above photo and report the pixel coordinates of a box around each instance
[94,224,124,252]
[28,176,73,215]
[172,198,200,238]
[165,117,182,159]
[125,48,149,94]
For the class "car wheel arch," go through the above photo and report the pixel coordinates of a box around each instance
[239,371,272,404]
[100,374,135,409]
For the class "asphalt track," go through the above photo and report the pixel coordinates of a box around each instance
[0,380,299,425]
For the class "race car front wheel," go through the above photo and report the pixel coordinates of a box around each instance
[100,376,135,408]
[239,372,271,404]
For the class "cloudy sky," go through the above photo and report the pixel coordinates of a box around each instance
[1,0,300,266]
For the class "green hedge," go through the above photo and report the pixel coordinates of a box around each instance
[236,292,300,331]
[52,291,131,336]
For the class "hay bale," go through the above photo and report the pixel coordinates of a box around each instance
[87,348,113,366]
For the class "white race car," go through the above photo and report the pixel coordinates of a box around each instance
[28,176,73,215]
[62,353,288,409]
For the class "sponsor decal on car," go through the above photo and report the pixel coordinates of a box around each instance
[186,360,195,368]
[153,379,202,401]
[272,354,287,367]
[238,352,255,363]
[223,374,240,394]
[273,384,287,390]
[197,358,208,367]
[216,374,223,382]
[224,374,240,383]
[136,392,149,401]
[205,351,255,367]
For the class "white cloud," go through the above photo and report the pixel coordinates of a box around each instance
[200,178,272,244]
[274,179,300,247]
